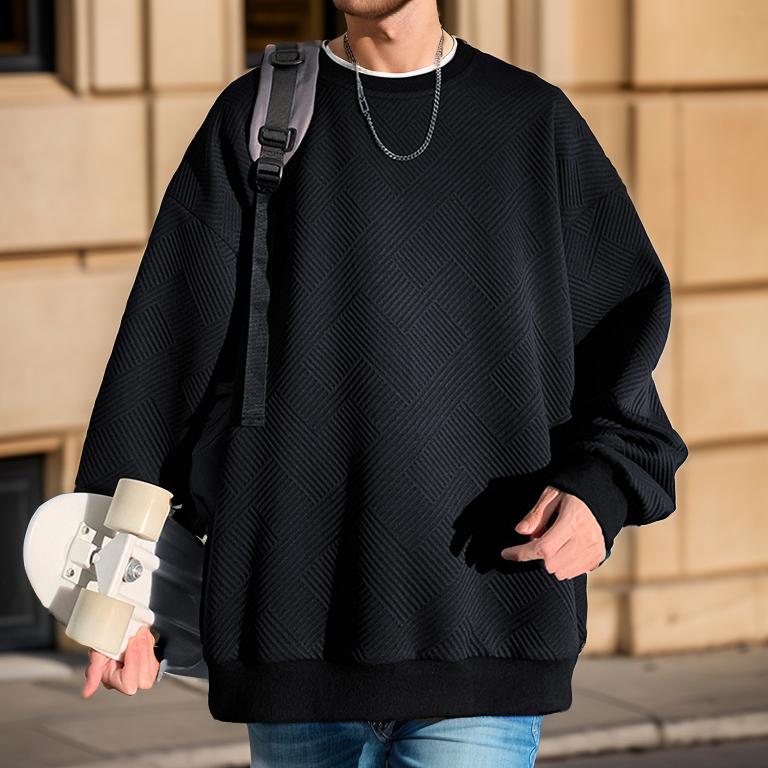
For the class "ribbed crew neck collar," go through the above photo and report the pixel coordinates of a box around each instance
[318,36,476,94]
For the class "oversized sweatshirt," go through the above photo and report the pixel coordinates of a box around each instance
[73,35,689,723]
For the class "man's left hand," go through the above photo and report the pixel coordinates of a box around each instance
[82,625,161,698]
[500,485,607,578]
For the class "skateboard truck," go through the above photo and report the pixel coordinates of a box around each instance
[23,477,208,679]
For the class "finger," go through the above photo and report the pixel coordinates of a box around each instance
[101,658,119,691]
[501,538,545,561]
[82,649,109,698]
[524,500,575,555]
[504,507,572,562]
[514,485,560,536]
[121,631,142,694]
[548,539,603,579]
[110,634,140,695]
[135,627,150,688]
[146,651,160,688]
[139,626,159,689]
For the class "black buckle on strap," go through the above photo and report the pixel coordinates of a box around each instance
[253,157,283,193]
[258,124,295,151]
[270,49,304,67]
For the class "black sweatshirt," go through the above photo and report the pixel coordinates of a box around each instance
[73,35,689,722]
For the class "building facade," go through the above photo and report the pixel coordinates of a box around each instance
[1,0,766,655]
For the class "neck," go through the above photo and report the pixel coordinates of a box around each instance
[328,3,446,74]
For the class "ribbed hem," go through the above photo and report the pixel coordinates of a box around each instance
[206,655,578,723]
[543,449,629,554]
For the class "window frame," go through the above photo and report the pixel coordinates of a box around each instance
[0,0,55,74]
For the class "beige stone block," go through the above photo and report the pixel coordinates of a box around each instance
[223,0,248,80]
[151,93,221,212]
[634,95,681,288]
[90,0,144,91]
[589,525,633,586]
[633,494,686,582]
[680,94,768,287]
[0,257,138,436]
[62,430,87,493]
[610,344,687,584]
[621,334,692,581]
[0,98,148,253]
[0,435,62,459]
[29,429,88,498]
[0,74,72,104]
[557,90,632,183]
[677,290,768,443]
[628,574,765,653]
[654,301,682,427]
[83,248,143,272]
[758,572,768,638]
[539,0,629,86]
[507,0,539,71]
[56,0,90,95]
[680,444,768,575]
[634,0,768,86]
[148,0,228,89]
[43,438,65,501]
[454,0,512,64]
[582,585,622,654]
[0,252,80,275]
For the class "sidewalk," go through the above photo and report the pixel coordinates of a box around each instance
[1,642,767,767]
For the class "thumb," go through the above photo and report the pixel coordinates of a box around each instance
[515,486,559,534]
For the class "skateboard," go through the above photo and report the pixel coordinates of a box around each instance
[23,477,208,679]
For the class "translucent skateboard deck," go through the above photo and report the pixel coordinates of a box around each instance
[23,478,208,679]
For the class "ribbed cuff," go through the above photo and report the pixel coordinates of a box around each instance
[541,449,628,554]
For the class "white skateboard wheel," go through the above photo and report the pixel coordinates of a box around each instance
[104,478,173,541]
[65,588,135,655]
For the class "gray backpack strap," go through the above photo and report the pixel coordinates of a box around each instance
[249,40,321,171]
[239,40,321,428]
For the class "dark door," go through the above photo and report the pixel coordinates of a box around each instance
[0,454,54,650]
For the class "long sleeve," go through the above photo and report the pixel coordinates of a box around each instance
[537,88,689,556]
[72,83,247,500]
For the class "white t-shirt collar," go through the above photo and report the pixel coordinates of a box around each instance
[321,34,458,78]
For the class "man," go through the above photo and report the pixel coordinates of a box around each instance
[76,0,688,765]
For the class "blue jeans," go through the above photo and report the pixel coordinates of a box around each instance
[247,715,544,767]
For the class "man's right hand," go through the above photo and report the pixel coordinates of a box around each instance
[82,625,160,697]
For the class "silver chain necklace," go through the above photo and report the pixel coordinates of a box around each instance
[343,28,446,161]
